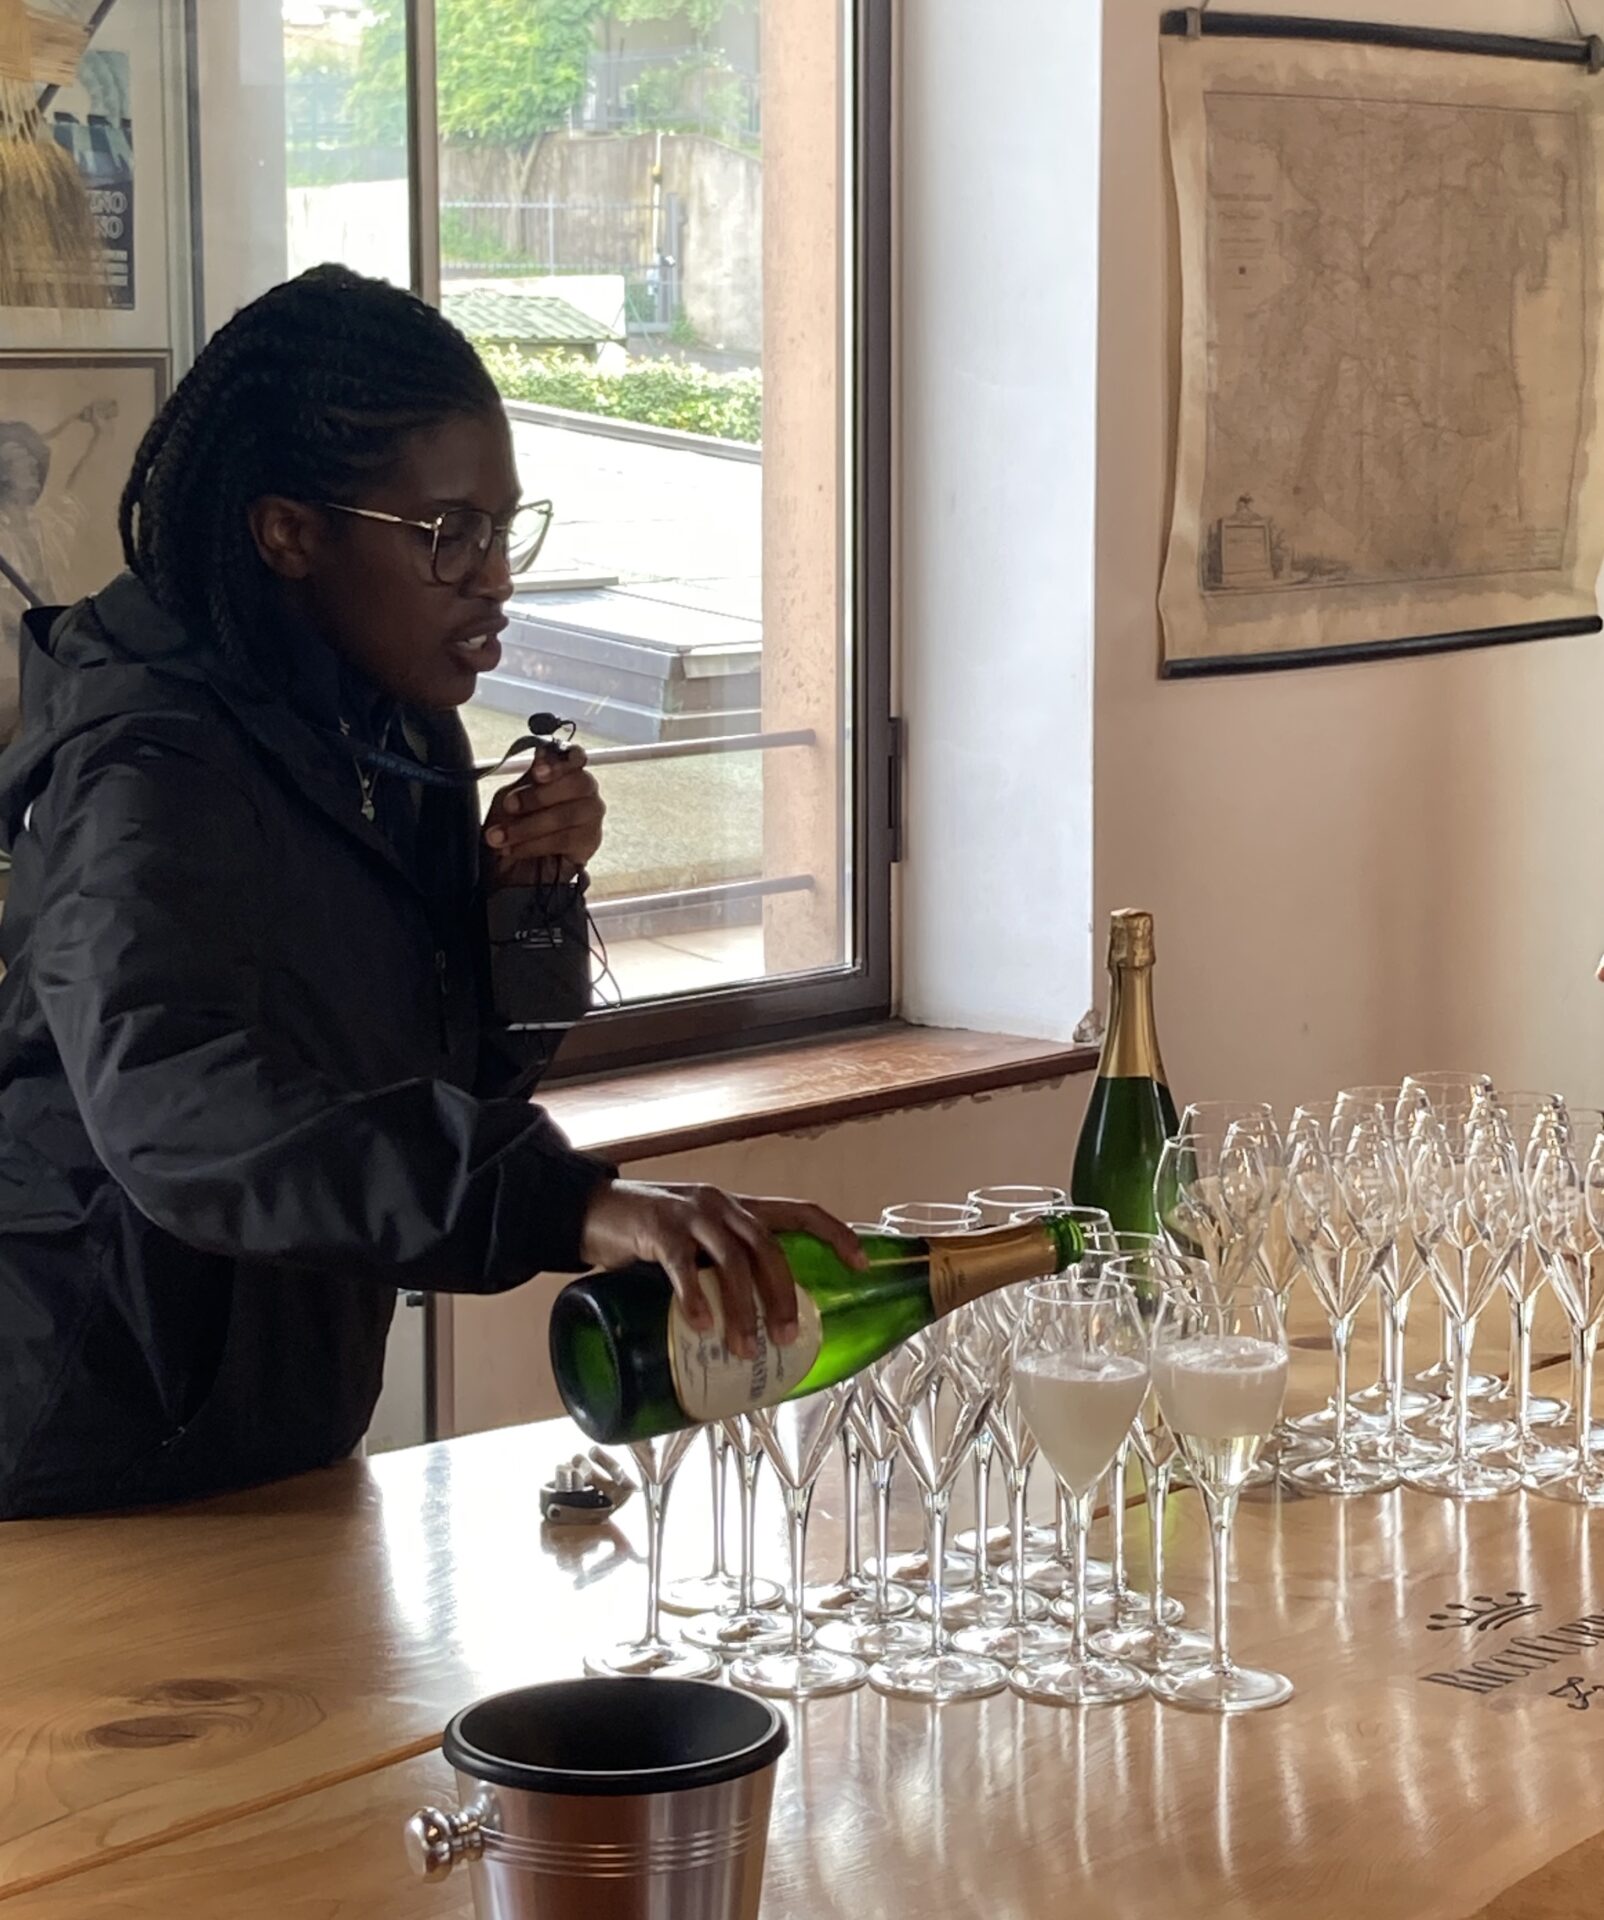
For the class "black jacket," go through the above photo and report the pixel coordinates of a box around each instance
[0,574,612,1518]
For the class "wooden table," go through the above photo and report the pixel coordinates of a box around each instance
[4,1306,1602,1918]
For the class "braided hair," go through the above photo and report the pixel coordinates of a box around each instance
[119,265,500,686]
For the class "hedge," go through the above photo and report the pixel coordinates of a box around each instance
[476,344,762,446]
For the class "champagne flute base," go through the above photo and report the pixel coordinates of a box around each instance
[682,1607,795,1655]
[1288,1400,1388,1439]
[1082,1588,1186,1630]
[954,1523,1015,1563]
[1023,1555,1113,1599]
[1524,1391,1569,1429]
[1404,1456,1521,1500]
[804,1574,913,1622]
[584,1640,722,1682]
[1358,1428,1448,1473]
[869,1648,1007,1703]
[917,1584,1032,1627]
[1348,1380,1436,1419]
[1408,1404,1516,1453]
[1008,1651,1149,1707]
[814,1615,930,1659]
[1150,1660,1293,1713]
[951,1617,1072,1661]
[1527,1460,1604,1506]
[730,1646,867,1699]
[661,1572,780,1617]
[869,1547,973,1587]
[1496,1437,1575,1482]
[1289,1451,1399,1497]
[1091,1619,1212,1670]
[1408,1361,1498,1400]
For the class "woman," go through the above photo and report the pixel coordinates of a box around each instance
[0,265,856,1519]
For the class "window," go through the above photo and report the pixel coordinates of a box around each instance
[422,0,894,1070]
[0,0,891,1069]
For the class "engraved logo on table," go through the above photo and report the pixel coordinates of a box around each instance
[1417,1591,1604,1708]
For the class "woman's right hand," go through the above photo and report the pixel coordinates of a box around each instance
[578,1179,865,1361]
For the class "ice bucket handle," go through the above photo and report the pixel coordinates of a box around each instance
[404,1799,490,1881]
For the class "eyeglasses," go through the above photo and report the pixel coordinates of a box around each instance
[319,498,554,586]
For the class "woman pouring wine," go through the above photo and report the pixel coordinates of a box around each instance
[0,266,858,1520]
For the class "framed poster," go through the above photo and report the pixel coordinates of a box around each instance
[1,0,180,354]
[1158,15,1604,675]
[0,349,168,735]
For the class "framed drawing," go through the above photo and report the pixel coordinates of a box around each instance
[0,349,168,735]
[1158,12,1604,676]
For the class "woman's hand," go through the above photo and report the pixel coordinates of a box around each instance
[579,1180,867,1361]
[483,744,605,892]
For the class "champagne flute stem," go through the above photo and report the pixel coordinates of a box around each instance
[1009,1464,1031,1629]
[736,1444,761,1613]
[1576,1323,1598,1483]
[1055,1478,1070,1562]
[1387,1293,1411,1441]
[841,1428,863,1583]
[710,1426,729,1581]
[785,1483,813,1656]
[871,1456,894,1618]
[972,1431,995,1594]
[1512,1296,1534,1449]
[1148,1458,1171,1630]
[1378,1289,1395,1400]
[1331,1314,1354,1461]
[1451,1314,1473,1467]
[1108,1440,1129,1602]
[1070,1489,1095,1666]
[1205,1487,1236,1678]
[926,1488,952,1658]
[643,1474,669,1647]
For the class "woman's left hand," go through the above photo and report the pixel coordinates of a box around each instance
[482,744,605,891]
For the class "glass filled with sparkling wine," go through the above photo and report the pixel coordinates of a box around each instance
[1007,1276,1151,1708]
[1149,1279,1292,1714]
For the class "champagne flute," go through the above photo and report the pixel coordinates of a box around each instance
[803,1395,877,1622]
[683,1415,792,1656]
[584,1428,721,1681]
[1092,1250,1212,1671]
[1400,1071,1500,1398]
[1008,1276,1151,1708]
[955,1184,1068,1568]
[1148,1279,1292,1713]
[949,1291,1068,1664]
[1287,1104,1402,1496]
[868,1341,1007,1702]
[813,1357,925,1659]
[1528,1119,1604,1505]
[732,1386,867,1698]
[1488,1096,1572,1476]
[1405,1108,1522,1499]
[872,1202,982,1590]
[662,1423,779,1616]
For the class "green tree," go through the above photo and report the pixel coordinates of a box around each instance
[352,0,607,148]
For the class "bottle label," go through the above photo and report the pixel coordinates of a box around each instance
[667,1281,826,1423]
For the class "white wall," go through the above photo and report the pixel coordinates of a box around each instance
[897,2,1102,1042]
[1095,0,1604,1115]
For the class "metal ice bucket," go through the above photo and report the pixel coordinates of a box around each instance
[404,1679,788,1919]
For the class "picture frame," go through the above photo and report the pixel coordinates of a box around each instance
[0,348,169,736]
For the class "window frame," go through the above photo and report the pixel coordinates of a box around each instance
[406,0,896,1079]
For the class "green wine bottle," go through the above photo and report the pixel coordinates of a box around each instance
[1072,909,1179,1235]
[549,1213,1087,1445]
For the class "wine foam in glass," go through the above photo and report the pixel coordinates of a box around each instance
[1014,1351,1149,1497]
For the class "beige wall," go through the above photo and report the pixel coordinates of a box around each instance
[448,1074,1091,1433]
[1095,0,1604,1116]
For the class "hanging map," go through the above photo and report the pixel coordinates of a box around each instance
[1160,30,1604,673]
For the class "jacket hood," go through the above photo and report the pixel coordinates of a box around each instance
[0,573,241,849]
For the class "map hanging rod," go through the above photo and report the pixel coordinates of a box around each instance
[1158,11,1604,72]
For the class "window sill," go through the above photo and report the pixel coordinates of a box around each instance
[541,1021,1098,1163]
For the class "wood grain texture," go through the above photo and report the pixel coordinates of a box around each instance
[4,1291,1600,1914]
[540,1022,1097,1160]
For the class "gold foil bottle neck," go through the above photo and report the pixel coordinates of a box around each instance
[1107,908,1156,971]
